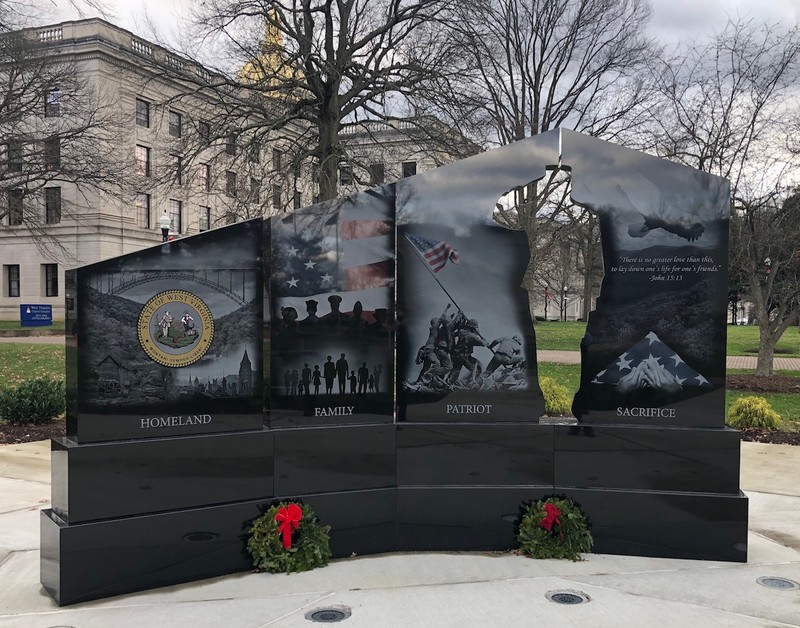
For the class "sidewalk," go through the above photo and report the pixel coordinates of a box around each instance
[0,439,798,627]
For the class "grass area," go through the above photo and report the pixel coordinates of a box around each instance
[726,325,800,357]
[0,320,65,331]
[534,321,800,357]
[0,343,65,386]
[538,362,581,394]
[534,321,586,351]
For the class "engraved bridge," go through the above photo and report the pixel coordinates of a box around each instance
[94,269,256,306]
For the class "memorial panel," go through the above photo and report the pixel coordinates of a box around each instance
[396,134,558,422]
[269,187,395,427]
[69,221,264,442]
[563,131,730,427]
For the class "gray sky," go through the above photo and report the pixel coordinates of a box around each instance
[54,0,799,48]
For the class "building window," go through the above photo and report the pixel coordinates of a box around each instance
[198,121,210,142]
[197,163,210,191]
[249,143,261,164]
[169,199,182,234]
[171,154,184,185]
[5,265,20,297]
[135,98,150,127]
[272,148,282,170]
[339,164,352,186]
[369,163,385,185]
[135,145,151,177]
[135,193,150,228]
[226,132,237,156]
[44,136,61,170]
[293,190,302,209]
[8,189,23,225]
[225,171,237,197]
[45,187,61,224]
[169,110,182,138]
[272,184,281,210]
[250,177,260,204]
[402,161,417,178]
[7,140,23,172]
[45,88,61,117]
[199,206,211,232]
[44,263,58,297]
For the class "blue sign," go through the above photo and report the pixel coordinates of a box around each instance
[20,304,53,327]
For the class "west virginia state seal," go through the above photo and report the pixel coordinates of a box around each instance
[137,290,214,368]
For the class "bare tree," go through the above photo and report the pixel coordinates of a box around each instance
[729,194,800,376]
[145,0,462,205]
[646,18,800,375]
[0,8,128,257]
[417,0,657,310]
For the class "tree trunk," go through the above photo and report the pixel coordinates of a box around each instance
[316,109,340,202]
[755,326,776,377]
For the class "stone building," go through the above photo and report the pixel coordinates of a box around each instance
[0,19,464,321]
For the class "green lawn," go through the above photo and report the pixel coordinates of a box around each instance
[534,321,800,357]
[0,320,65,331]
[0,343,66,386]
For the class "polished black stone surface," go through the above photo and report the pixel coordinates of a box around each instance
[41,488,397,606]
[397,487,551,551]
[561,487,749,562]
[51,430,274,524]
[41,505,257,606]
[397,424,553,486]
[274,425,395,496]
[296,489,397,558]
[70,220,264,444]
[554,425,741,494]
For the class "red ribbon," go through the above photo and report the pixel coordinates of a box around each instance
[275,504,302,549]
[540,502,562,537]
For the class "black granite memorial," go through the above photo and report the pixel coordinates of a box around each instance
[42,130,747,606]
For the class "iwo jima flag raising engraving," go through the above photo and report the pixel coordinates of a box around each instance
[270,187,395,426]
[405,234,461,272]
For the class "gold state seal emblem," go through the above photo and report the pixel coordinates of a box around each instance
[137,290,214,368]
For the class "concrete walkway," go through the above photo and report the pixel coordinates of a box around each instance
[0,439,799,627]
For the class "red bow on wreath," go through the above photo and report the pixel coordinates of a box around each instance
[540,503,564,539]
[275,504,302,549]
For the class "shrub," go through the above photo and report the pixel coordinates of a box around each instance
[727,396,781,430]
[540,376,572,416]
[0,378,65,424]
[247,502,331,574]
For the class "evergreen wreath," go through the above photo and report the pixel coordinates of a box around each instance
[247,501,332,573]
[517,496,593,561]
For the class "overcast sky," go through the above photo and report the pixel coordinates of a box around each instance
[53,0,799,48]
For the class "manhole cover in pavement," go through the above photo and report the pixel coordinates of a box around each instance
[546,590,590,604]
[756,576,800,590]
[306,606,351,623]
